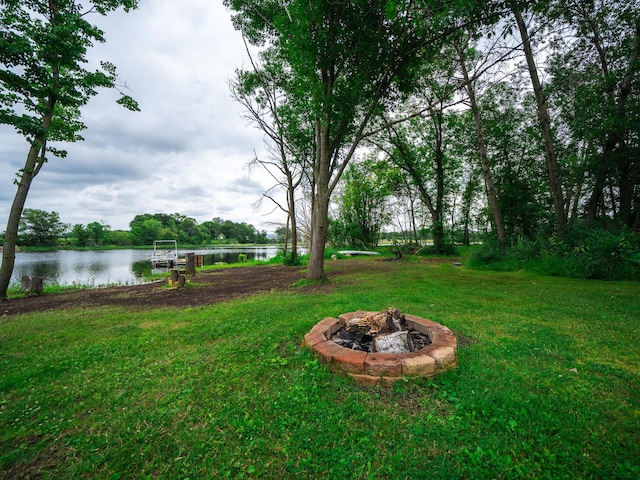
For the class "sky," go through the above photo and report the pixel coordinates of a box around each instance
[0,0,285,234]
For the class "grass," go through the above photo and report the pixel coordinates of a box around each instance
[0,259,638,479]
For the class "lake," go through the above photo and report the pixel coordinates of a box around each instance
[9,246,283,287]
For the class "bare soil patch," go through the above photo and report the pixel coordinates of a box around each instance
[0,257,456,318]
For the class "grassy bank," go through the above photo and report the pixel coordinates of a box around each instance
[1,259,638,478]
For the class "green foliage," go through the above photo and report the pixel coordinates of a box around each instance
[267,250,307,267]
[419,243,458,256]
[71,224,91,247]
[540,226,640,281]
[128,214,268,246]
[469,226,640,281]
[479,83,549,239]
[71,221,110,247]
[282,252,302,266]
[0,0,140,145]
[467,238,521,271]
[18,208,68,247]
[1,262,638,478]
[108,230,131,246]
[331,158,393,249]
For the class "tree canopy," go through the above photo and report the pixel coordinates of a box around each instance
[227,0,639,280]
[225,0,490,279]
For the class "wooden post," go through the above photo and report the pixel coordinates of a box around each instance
[170,269,179,283]
[21,275,31,291]
[178,274,186,287]
[30,276,43,295]
[186,253,195,276]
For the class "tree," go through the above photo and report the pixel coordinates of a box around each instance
[479,83,549,238]
[201,219,224,241]
[129,216,163,246]
[374,94,465,253]
[72,223,90,247]
[546,0,640,229]
[86,221,109,246]
[510,2,567,235]
[332,158,392,250]
[230,60,310,263]
[225,0,482,280]
[109,229,131,246]
[454,38,507,244]
[18,209,67,247]
[0,0,139,300]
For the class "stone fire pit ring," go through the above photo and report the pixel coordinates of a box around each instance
[304,312,458,386]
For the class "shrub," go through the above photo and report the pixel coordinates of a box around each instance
[283,253,303,266]
[543,228,640,281]
[268,251,307,266]
[467,239,521,271]
[420,243,458,256]
[470,227,640,281]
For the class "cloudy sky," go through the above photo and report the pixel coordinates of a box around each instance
[0,0,285,233]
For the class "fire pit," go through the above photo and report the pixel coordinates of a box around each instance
[304,308,458,386]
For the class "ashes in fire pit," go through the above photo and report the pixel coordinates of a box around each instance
[331,307,431,353]
[304,308,458,385]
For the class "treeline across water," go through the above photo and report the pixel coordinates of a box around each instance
[3,210,278,248]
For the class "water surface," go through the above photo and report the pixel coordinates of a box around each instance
[10,246,282,287]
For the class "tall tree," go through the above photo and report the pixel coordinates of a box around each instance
[230,52,311,263]
[480,83,549,238]
[510,2,567,235]
[455,39,507,244]
[225,0,481,280]
[0,0,139,300]
[547,0,640,229]
[373,60,464,255]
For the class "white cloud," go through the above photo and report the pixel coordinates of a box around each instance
[0,0,286,233]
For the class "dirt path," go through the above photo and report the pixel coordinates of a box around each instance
[0,262,357,318]
[0,258,457,318]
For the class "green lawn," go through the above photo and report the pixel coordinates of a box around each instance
[1,259,638,479]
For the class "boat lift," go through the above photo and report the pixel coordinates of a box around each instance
[151,240,179,269]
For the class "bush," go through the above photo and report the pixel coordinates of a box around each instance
[467,239,522,271]
[268,251,306,266]
[420,243,458,256]
[541,228,640,281]
[469,227,640,281]
[283,253,303,266]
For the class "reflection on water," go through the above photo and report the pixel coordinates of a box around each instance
[10,247,282,287]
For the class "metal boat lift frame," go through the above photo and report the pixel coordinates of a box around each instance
[151,240,179,269]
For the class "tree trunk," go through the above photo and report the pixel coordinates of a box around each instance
[282,214,290,257]
[1,54,57,300]
[618,156,634,227]
[512,6,566,235]
[0,144,42,300]
[409,195,418,243]
[306,122,332,281]
[433,112,445,253]
[457,45,506,245]
[288,174,298,261]
[306,190,330,281]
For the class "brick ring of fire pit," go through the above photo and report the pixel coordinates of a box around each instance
[304,312,458,386]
